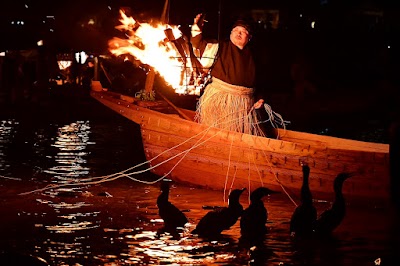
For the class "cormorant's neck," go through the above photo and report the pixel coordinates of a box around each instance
[334,182,345,203]
[158,190,169,203]
[228,200,242,208]
[301,174,312,203]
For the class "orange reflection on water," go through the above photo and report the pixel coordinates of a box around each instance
[45,221,99,233]
[0,119,16,172]
[44,121,93,181]
[118,230,237,264]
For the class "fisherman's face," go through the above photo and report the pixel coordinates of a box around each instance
[230,26,250,50]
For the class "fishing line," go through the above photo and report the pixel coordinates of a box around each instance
[223,137,235,204]
[19,104,290,198]
[0,174,22,181]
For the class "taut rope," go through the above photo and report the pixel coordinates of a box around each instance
[19,102,298,208]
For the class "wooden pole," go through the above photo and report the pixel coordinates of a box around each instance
[144,0,170,93]
[158,91,191,120]
[93,56,99,81]
[144,70,156,93]
[160,0,170,23]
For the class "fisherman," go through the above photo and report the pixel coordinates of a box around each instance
[191,13,265,136]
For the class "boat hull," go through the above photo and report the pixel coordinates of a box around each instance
[91,90,391,206]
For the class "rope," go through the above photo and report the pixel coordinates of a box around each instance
[0,174,22,181]
[224,104,298,207]
[247,153,251,205]
[19,126,214,195]
[258,146,299,207]
[223,137,235,204]
[227,166,237,204]
[19,115,236,195]
[258,102,291,139]
[218,105,296,207]
[19,99,298,208]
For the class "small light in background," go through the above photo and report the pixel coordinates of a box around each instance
[88,19,95,25]
[299,14,303,18]
[387,45,391,49]
[57,60,72,70]
[0,51,5,57]
[25,4,28,8]
[311,21,316,29]
[37,40,44,46]
[75,51,88,64]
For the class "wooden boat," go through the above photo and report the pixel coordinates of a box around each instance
[90,83,390,206]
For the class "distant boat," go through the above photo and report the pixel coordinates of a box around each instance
[90,84,390,206]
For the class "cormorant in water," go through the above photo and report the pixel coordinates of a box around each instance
[157,180,188,234]
[289,164,317,238]
[313,172,353,236]
[240,187,277,241]
[192,188,246,238]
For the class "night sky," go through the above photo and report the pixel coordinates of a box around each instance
[2,0,400,100]
[1,0,400,51]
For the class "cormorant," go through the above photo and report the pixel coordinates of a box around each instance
[157,180,188,234]
[192,188,246,238]
[313,172,353,236]
[240,187,277,241]
[289,164,317,238]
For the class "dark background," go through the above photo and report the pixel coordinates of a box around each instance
[1,0,400,123]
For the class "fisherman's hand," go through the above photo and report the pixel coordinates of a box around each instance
[193,13,205,31]
[253,99,264,109]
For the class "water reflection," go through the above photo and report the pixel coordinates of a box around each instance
[0,102,398,266]
[33,120,101,264]
[0,119,17,173]
[44,121,93,181]
[98,229,240,265]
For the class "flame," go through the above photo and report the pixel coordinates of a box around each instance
[109,10,202,95]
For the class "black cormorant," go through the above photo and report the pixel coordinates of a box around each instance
[240,186,277,241]
[157,180,188,234]
[192,188,246,238]
[290,164,317,238]
[313,172,352,236]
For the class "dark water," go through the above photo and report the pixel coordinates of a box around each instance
[0,91,399,266]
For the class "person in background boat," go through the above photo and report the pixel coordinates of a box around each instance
[191,13,266,136]
[82,60,95,90]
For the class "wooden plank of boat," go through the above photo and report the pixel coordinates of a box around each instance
[90,89,390,205]
[140,126,388,179]
[278,129,389,153]
[144,144,389,204]
[140,123,389,202]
